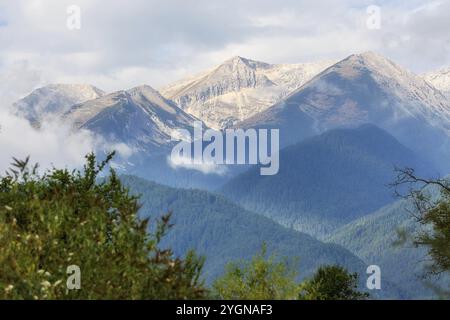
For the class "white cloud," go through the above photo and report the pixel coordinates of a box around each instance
[1,0,449,95]
[167,154,228,176]
[0,110,133,173]
[0,60,43,107]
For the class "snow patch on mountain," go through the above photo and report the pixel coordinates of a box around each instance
[161,56,335,129]
[331,52,450,129]
[63,85,200,152]
[423,67,450,94]
[238,51,450,172]
[13,84,104,125]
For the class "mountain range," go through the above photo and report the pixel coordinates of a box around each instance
[10,51,450,299]
[237,52,450,172]
[161,56,334,129]
[15,52,450,175]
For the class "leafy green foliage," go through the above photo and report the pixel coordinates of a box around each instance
[213,249,368,300]
[299,265,369,300]
[416,191,450,276]
[212,245,299,300]
[0,153,206,299]
[390,168,450,296]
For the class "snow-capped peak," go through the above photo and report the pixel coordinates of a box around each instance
[237,51,450,172]
[222,56,272,70]
[127,84,164,103]
[63,84,199,148]
[336,51,415,80]
[14,83,104,124]
[161,56,335,129]
[423,67,450,93]
[319,51,450,121]
[47,83,104,98]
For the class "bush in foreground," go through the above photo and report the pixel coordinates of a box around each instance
[213,246,368,300]
[213,245,299,299]
[299,265,369,300]
[0,153,206,299]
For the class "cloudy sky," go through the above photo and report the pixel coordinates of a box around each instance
[0,0,449,102]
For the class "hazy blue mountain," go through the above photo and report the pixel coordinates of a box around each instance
[327,183,449,299]
[119,175,368,284]
[238,52,450,172]
[220,124,436,238]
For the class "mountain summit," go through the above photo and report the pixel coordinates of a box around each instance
[282,51,450,128]
[161,56,334,129]
[63,85,198,152]
[14,83,104,125]
[239,51,450,171]
[423,67,450,94]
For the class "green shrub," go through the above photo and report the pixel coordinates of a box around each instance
[213,245,299,300]
[0,153,206,300]
[299,265,368,300]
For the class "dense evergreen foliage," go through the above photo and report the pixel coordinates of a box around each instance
[328,179,450,299]
[120,175,366,284]
[327,198,425,298]
[220,125,435,238]
[0,154,206,299]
